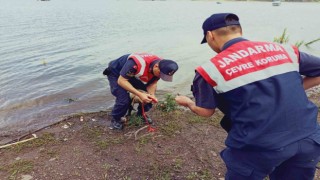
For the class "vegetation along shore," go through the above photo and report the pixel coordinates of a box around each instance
[0,93,319,179]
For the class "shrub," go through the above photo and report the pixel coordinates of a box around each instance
[156,94,177,112]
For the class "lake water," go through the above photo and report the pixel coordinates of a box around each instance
[1,0,320,141]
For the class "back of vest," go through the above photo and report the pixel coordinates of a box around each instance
[108,54,130,75]
[197,41,319,150]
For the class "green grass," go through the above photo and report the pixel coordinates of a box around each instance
[273,28,289,44]
[148,162,171,180]
[156,93,178,112]
[160,120,182,137]
[186,169,213,180]
[40,149,58,159]
[274,28,320,48]
[82,124,125,149]
[95,137,125,150]
[82,124,104,140]
[187,115,210,124]
[173,158,183,170]
[305,38,320,46]
[138,135,152,145]
[126,115,144,127]
[7,133,57,152]
[0,160,34,180]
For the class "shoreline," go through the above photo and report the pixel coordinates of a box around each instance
[1,90,320,179]
[1,85,320,146]
[0,96,319,179]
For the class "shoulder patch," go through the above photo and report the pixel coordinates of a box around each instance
[126,68,137,77]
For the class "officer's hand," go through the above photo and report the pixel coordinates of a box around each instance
[175,95,193,107]
[148,94,158,103]
[139,93,152,104]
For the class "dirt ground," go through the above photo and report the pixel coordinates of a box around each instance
[1,95,320,180]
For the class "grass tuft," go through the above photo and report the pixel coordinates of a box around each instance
[274,28,289,44]
[274,28,320,48]
[156,94,178,112]
[8,133,56,152]
[186,169,213,180]
[160,121,182,137]
[0,160,34,180]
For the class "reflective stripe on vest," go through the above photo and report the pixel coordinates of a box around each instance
[128,53,161,83]
[129,53,147,77]
[196,41,299,93]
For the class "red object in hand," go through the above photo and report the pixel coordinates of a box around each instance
[149,96,158,103]
[141,99,157,132]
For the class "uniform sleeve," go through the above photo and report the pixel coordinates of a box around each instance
[146,77,160,86]
[299,51,320,77]
[193,72,217,109]
[120,59,138,79]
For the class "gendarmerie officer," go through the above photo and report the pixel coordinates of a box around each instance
[104,53,178,130]
[176,13,320,180]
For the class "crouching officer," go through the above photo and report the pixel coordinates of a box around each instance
[103,53,179,130]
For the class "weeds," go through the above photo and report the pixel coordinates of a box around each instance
[274,28,320,48]
[102,163,113,170]
[295,40,305,48]
[187,116,210,124]
[126,115,144,127]
[121,176,132,180]
[148,162,171,180]
[95,137,124,150]
[83,125,104,140]
[186,169,213,180]
[82,124,125,149]
[156,94,178,112]
[160,121,182,137]
[41,149,58,159]
[305,38,320,46]
[138,135,152,145]
[134,144,142,153]
[173,158,183,170]
[8,133,56,152]
[0,160,34,180]
[273,28,289,44]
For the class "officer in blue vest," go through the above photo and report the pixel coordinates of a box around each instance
[175,13,320,179]
[103,53,178,130]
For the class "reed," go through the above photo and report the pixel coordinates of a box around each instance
[305,38,320,46]
[274,28,319,48]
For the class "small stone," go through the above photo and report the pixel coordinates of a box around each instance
[211,150,218,157]
[21,175,33,180]
[62,124,69,129]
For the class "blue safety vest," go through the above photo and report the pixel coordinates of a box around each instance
[197,41,319,150]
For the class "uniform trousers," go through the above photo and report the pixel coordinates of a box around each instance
[221,137,320,180]
[107,74,152,122]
